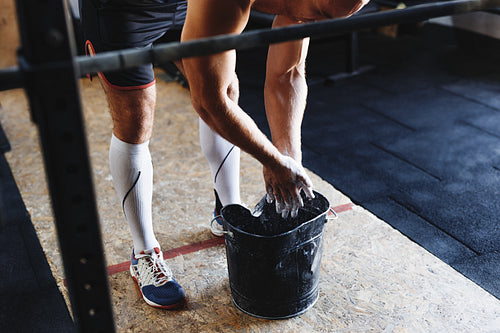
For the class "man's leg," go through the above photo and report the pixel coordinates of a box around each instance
[104,84,159,255]
[103,82,185,308]
[104,83,156,144]
[81,0,186,308]
[174,60,242,216]
[196,77,241,236]
[199,118,241,209]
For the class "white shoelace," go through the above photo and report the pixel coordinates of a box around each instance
[137,251,173,287]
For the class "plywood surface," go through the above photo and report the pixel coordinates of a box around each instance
[0,74,498,332]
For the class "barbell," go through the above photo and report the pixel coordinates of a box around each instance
[1,0,499,92]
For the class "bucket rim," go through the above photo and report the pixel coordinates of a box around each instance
[221,190,330,239]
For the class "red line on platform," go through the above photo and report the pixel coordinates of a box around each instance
[105,203,354,276]
[106,237,226,276]
[330,202,354,214]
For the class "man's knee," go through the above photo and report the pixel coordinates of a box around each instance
[104,84,157,143]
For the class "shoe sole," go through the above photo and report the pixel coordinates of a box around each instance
[130,265,186,309]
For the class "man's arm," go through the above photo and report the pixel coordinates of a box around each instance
[265,15,310,161]
[263,14,313,215]
[264,15,309,162]
[181,0,280,168]
[181,0,313,216]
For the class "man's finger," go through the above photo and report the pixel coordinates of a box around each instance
[274,190,285,214]
[289,186,302,218]
[303,186,315,199]
[290,198,300,218]
[276,199,285,214]
[283,200,292,219]
[297,179,315,199]
[295,188,304,207]
[273,187,288,214]
[266,186,275,203]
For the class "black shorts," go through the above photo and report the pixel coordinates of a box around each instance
[80,0,187,89]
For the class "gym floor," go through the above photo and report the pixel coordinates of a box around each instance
[0,22,499,331]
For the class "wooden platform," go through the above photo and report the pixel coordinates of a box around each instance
[0,72,499,331]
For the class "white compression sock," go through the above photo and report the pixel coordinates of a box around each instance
[199,118,241,207]
[109,134,159,253]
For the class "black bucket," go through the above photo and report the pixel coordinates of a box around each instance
[220,191,332,319]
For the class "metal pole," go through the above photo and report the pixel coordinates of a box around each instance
[14,0,115,331]
[2,0,499,91]
[76,0,500,75]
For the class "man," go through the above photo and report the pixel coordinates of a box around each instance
[182,0,368,218]
[81,0,368,310]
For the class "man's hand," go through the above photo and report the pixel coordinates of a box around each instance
[263,155,314,218]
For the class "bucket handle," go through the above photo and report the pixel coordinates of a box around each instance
[210,215,234,238]
[327,207,338,221]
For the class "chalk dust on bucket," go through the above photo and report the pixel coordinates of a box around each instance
[220,191,332,319]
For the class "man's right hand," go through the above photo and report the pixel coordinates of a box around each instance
[263,155,314,218]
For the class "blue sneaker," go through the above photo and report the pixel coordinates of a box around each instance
[130,247,186,309]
